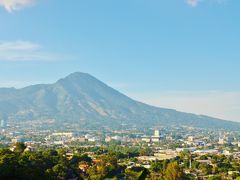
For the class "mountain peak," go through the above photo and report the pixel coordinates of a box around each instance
[65,72,92,79]
[56,72,96,84]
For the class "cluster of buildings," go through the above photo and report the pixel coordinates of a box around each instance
[1,120,240,161]
[1,119,240,179]
[141,130,162,143]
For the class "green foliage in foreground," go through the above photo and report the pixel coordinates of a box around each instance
[0,143,189,180]
[0,145,84,180]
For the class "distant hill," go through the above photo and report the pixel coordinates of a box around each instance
[0,72,239,130]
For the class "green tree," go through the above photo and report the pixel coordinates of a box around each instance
[164,162,184,180]
[208,176,221,180]
[15,142,26,153]
[199,163,212,175]
[125,167,147,180]
[0,152,18,179]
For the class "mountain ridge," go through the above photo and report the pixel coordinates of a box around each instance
[0,72,239,130]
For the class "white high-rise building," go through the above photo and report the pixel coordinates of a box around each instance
[218,138,225,145]
[0,120,6,128]
[152,130,161,143]
[154,130,160,137]
[188,136,194,142]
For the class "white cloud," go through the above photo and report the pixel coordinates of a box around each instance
[185,0,227,7]
[0,0,36,12]
[186,0,199,7]
[0,40,40,51]
[0,40,57,61]
[129,91,240,122]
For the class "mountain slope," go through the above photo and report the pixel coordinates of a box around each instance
[0,72,239,130]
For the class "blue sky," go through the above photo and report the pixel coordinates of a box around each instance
[0,0,240,121]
